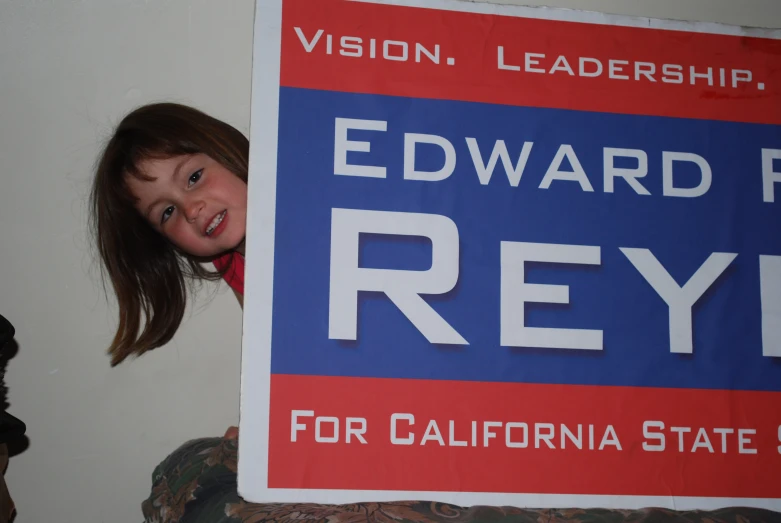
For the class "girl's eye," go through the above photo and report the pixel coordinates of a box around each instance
[161,206,175,225]
[188,168,203,187]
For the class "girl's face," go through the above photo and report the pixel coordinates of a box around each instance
[127,153,247,257]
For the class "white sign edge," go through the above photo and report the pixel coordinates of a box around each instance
[237,0,282,501]
[353,0,781,39]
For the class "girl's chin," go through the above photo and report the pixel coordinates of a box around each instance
[175,232,245,258]
[234,238,246,256]
[176,243,231,259]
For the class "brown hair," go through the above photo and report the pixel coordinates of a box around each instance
[90,102,249,366]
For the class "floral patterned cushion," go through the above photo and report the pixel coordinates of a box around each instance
[142,437,780,523]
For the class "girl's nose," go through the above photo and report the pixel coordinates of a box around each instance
[184,200,204,222]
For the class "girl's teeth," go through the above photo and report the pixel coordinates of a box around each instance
[206,211,226,235]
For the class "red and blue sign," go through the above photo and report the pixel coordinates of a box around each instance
[239,0,781,509]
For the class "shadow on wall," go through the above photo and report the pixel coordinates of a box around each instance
[0,315,29,457]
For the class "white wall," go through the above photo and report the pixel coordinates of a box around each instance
[0,1,778,521]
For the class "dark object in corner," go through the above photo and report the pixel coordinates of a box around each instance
[0,314,25,444]
[0,313,20,522]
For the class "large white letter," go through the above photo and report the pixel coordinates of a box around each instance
[334,118,387,178]
[291,410,314,442]
[762,149,781,203]
[604,148,651,195]
[662,152,712,198]
[329,208,467,344]
[621,249,736,353]
[497,46,520,71]
[643,421,665,451]
[391,413,415,445]
[294,27,324,52]
[760,255,781,357]
[539,145,594,192]
[732,69,752,88]
[404,133,456,181]
[465,138,533,186]
[340,36,363,57]
[579,57,603,77]
[501,242,602,350]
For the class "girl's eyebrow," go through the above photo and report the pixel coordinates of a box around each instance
[145,198,162,220]
[143,156,191,218]
[172,155,190,180]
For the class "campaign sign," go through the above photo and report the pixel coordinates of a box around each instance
[239,0,781,509]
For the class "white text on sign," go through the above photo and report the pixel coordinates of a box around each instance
[327,118,781,357]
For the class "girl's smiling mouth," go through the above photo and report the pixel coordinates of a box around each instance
[205,210,227,237]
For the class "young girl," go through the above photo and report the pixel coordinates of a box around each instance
[90,102,249,367]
